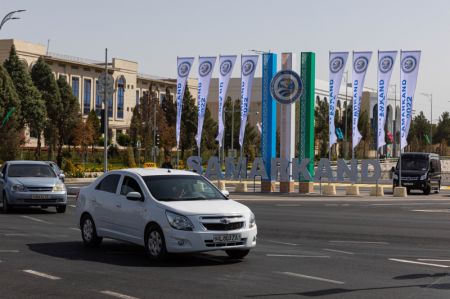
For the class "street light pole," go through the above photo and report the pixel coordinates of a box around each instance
[0,10,26,31]
[344,71,348,159]
[231,98,234,156]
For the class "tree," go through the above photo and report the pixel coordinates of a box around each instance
[3,45,47,159]
[180,87,198,158]
[315,97,329,157]
[56,77,80,166]
[31,57,62,160]
[356,110,372,158]
[86,109,101,152]
[72,119,94,164]
[408,111,430,152]
[162,86,176,124]
[0,65,22,161]
[434,111,450,146]
[223,97,240,154]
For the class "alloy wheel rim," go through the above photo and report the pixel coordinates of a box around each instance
[148,231,162,256]
[83,219,93,241]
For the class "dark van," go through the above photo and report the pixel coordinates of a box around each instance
[392,153,441,195]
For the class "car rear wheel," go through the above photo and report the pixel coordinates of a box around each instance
[56,205,66,213]
[226,249,250,259]
[145,224,167,261]
[80,215,102,247]
[2,192,10,213]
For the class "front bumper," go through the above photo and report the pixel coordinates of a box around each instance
[393,179,428,190]
[7,191,67,206]
[163,225,257,253]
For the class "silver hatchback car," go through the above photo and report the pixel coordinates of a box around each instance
[0,161,67,213]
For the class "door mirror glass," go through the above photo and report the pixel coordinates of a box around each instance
[126,191,142,201]
[221,189,230,199]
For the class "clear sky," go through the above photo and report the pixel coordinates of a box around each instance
[1,0,449,120]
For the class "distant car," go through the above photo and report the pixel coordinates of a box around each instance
[45,161,65,182]
[0,161,67,213]
[76,168,257,261]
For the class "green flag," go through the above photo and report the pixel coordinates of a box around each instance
[1,107,16,128]
[424,134,431,145]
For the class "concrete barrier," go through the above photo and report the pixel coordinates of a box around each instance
[370,186,384,196]
[235,182,248,192]
[323,184,337,196]
[346,185,360,196]
[393,187,407,197]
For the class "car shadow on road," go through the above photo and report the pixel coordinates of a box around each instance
[27,241,242,267]
[1,207,57,214]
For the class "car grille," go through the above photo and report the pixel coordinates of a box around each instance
[401,177,418,181]
[27,186,53,192]
[204,238,247,248]
[200,215,245,231]
[203,222,244,231]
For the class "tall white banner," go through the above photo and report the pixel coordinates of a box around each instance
[400,51,421,150]
[215,55,237,147]
[176,57,194,148]
[377,51,397,150]
[195,56,216,151]
[329,52,349,148]
[239,55,259,148]
[352,51,372,150]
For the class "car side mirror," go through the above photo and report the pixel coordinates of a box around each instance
[391,166,395,172]
[126,192,143,201]
[221,189,230,199]
[59,173,65,179]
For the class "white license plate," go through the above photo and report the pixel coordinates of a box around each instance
[403,182,413,186]
[213,234,241,243]
[31,194,50,200]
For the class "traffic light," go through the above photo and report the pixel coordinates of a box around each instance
[156,133,160,147]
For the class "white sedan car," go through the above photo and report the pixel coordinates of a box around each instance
[75,168,257,260]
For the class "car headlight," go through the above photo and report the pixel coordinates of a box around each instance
[53,183,66,192]
[420,174,427,180]
[249,212,256,228]
[393,173,398,180]
[11,184,25,192]
[166,211,194,231]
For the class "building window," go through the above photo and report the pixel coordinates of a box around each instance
[95,80,102,116]
[72,77,79,99]
[136,90,140,106]
[117,77,125,119]
[83,79,91,115]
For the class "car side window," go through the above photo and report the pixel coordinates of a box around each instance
[95,174,121,193]
[120,176,143,197]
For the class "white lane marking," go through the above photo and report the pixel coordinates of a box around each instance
[69,227,80,231]
[69,205,76,208]
[267,254,329,258]
[275,204,301,207]
[0,250,19,253]
[100,290,140,299]
[323,248,354,255]
[277,271,345,285]
[265,240,299,246]
[329,240,389,245]
[389,258,449,268]
[417,259,450,262]
[23,270,61,280]
[412,209,450,213]
[371,203,450,206]
[20,216,51,224]
[4,233,28,236]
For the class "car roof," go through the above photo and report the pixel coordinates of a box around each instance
[6,160,50,165]
[107,168,199,177]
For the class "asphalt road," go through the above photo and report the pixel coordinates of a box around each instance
[2,192,450,298]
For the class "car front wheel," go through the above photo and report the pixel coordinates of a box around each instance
[80,215,102,247]
[2,192,10,213]
[226,249,250,259]
[145,224,167,261]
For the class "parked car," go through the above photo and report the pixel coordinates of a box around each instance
[392,152,441,195]
[76,168,257,261]
[0,161,67,213]
[46,161,65,182]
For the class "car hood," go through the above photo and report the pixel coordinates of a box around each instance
[158,199,251,216]
[9,177,60,187]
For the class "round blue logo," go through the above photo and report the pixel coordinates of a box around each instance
[354,56,369,73]
[401,56,417,73]
[379,56,394,73]
[178,62,191,77]
[199,61,213,77]
[270,70,303,105]
[330,57,345,73]
[242,60,255,76]
[220,59,233,76]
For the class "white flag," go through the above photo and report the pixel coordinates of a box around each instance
[329,52,349,148]
[195,56,216,151]
[377,51,397,150]
[215,55,237,147]
[400,51,421,150]
[239,55,259,149]
[176,57,194,148]
[352,51,372,149]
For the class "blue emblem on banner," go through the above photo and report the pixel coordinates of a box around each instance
[220,59,233,76]
[270,70,303,104]
[242,60,256,76]
[379,56,394,73]
[178,62,191,77]
[354,56,369,73]
[330,57,345,73]
[199,61,213,77]
[401,56,417,73]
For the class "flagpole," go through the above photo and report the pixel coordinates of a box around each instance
[398,50,402,189]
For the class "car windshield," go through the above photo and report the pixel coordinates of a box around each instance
[398,158,429,171]
[8,164,56,178]
[143,175,226,201]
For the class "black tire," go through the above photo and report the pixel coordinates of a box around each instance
[80,215,102,247]
[225,249,250,259]
[56,205,66,213]
[423,184,431,195]
[2,192,10,213]
[145,224,167,261]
